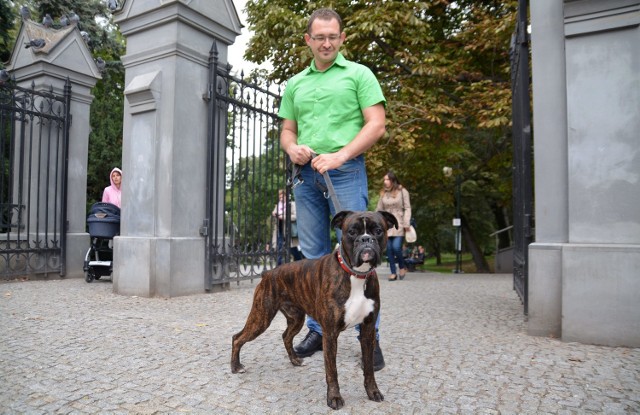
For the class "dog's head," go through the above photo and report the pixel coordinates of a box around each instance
[331,210,398,271]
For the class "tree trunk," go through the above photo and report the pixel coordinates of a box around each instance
[491,203,512,249]
[462,218,491,272]
[431,240,442,265]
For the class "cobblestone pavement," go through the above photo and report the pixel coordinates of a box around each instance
[1,271,639,414]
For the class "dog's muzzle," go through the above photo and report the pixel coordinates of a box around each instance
[354,236,381,267]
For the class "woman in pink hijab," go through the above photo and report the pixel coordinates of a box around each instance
[102,167,122,208]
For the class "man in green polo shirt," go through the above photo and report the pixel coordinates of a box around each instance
[279,8,387,370]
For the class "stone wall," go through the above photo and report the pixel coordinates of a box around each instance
[529,0,640,346]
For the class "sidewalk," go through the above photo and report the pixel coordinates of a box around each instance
[1,271,638,414]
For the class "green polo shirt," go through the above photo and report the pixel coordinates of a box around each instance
[278,53,386,154]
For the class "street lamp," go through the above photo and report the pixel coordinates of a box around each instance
[443,166,463,273]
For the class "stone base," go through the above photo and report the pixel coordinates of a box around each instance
[113,236,205,298]
[529,242,640,347]
[528,243,563,338]
[562,244,640,347]
[65,232,91,278]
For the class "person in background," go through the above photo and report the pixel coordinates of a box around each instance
[402,243,412,260]
[102,167,122,208]
[278,8,387,370]
[376,170,411,281]
[271,189,286,265]
[405,245,426,271]
[271,192,305,263]
[289,200,304,261]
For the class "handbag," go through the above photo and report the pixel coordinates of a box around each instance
[290,221,298,238]
[405,225,417,243]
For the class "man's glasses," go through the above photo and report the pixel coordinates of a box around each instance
[309,34,341,43]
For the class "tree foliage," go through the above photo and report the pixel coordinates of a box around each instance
[0,1,17,65]
[3,0,126,209]
[243,0,517,271]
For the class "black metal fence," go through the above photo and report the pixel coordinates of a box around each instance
[204,43,290,287]
[0,79,71,279]
[509,0,534,314]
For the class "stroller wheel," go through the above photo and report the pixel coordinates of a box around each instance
[85,269,95,283]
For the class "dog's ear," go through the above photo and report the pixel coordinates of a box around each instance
[331,210,353,230]
[378,211,398,230]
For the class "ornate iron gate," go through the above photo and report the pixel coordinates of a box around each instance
[204,43,290,287]
[510,0,534,314]
[0,78,71,279]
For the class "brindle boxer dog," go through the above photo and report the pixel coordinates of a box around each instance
[230,210,397,410]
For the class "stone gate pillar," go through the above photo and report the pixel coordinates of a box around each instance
[112,0,241,297]
[7,20,101,278]
[529,0,640,347]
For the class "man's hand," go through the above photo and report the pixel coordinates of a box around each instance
[286,144,315,166]
[311,152,349,174]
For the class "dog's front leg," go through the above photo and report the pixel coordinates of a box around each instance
[360,319,384,402]
[322,332,344,410]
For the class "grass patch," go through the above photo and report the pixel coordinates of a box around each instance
[419,253,495,274]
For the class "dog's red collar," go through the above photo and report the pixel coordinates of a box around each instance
[335,247,376,280]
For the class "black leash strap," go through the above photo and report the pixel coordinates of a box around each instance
[321,168,342,212]
[287,153,343,213]
[287,161,304,189]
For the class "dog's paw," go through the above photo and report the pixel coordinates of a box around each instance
[230,363,246,374]
[366,388,384,402]
[290,356,304,366]
[327,395,345,410]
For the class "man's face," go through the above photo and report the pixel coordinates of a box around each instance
[304,17,345,71]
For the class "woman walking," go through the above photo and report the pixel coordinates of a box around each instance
[376,171,412,281]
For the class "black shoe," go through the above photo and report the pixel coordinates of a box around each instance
[294,330,323,357]
[399,268,407,280]
[360,340,386,371]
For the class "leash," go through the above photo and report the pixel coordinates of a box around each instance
[288,157,376,280]
[288,152,343,212]
[321,168,343,213]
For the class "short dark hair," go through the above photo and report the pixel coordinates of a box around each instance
[307,8,343,34]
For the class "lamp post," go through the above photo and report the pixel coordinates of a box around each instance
[443,166,463,273]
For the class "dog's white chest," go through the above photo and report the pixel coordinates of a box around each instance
[343,276,374,329]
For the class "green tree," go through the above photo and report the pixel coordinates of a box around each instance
[0,0,16,65]
[86,55,124,208]
[243,0,517,272]
[2,0,125,209]
[225,113,286,252]
[26,0,125,208]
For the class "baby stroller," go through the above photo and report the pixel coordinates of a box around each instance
[83,202,120,283]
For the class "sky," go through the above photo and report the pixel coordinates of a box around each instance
[227,0,272,74]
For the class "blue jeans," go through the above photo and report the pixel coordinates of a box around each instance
[387,236,406,274]
[293,156,381,339]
